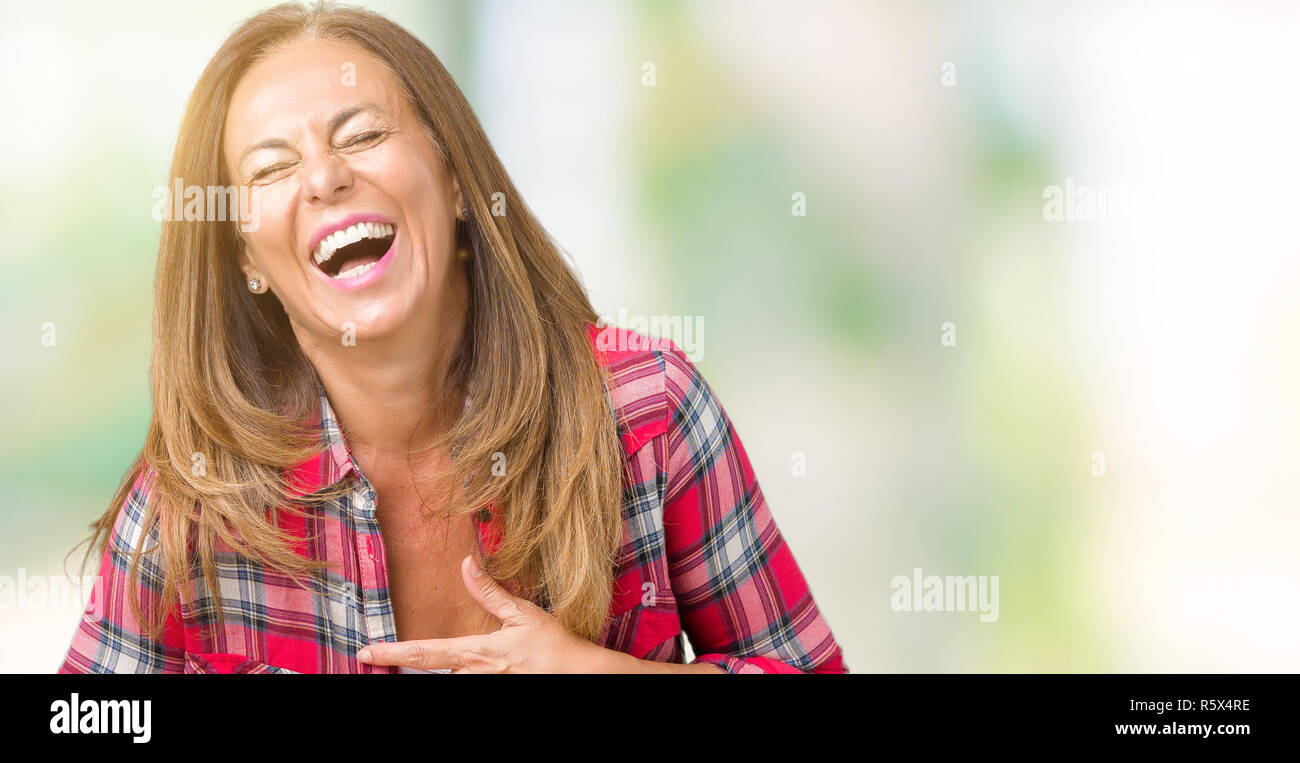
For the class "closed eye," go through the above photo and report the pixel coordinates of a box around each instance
[251,162,296,182]
[338,130,386,149]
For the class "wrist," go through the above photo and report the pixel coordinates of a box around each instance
[584,642,726,674]
[583,642,640,673]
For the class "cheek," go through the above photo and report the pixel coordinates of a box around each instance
[364,138,446,204]
[363,161,428,202]
[242,187,299,268]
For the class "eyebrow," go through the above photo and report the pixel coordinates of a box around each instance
[237,102,386,163]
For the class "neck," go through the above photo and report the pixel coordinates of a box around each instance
[295,277,469,464]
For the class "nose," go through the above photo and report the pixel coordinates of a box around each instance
[299,148,353,205]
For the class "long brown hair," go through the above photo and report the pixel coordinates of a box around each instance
[75,0,625,642]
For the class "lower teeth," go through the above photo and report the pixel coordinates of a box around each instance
[334,261,377,279]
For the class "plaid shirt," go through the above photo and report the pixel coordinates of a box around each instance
[59,325,847,674]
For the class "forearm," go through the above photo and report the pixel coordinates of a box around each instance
[588,644,726,674]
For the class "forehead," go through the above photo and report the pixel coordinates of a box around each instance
[224,37,407,151]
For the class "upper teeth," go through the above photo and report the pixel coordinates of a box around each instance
[312,221,394,265]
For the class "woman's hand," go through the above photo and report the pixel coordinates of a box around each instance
[356,555,612,674]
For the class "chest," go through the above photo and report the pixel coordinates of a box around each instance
[192,445,679,672]
[366,466,501,643]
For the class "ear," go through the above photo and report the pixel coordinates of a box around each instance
[451,175,465,221]
[236,242,266,291]
[237,248,257,279]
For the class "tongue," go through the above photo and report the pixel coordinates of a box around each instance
[336,253,382,274]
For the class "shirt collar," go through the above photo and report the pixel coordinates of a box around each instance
[283,381,505,555]
[285,322,613,498]
[284,382,357,498]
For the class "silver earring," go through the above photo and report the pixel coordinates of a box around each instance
[248,277,262,293]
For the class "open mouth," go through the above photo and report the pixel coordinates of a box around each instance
[311,221,397,279]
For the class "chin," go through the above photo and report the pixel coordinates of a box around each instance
[343,291,425,335]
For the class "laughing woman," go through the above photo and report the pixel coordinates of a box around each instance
[59,2,847,674]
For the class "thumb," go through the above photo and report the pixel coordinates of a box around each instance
[462,555,532,626]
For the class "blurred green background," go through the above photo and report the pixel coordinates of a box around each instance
[3,0,1299,672]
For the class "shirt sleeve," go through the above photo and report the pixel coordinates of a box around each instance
[58,467,187,673]
[657,346,848,674]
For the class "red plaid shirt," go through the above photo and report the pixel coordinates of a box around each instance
[59,325,848,674]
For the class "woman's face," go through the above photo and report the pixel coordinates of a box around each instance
[223,36,463,347]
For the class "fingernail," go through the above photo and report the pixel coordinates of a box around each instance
[358,647,372,662]
[468,556,483,577]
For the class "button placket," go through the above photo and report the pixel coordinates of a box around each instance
[351,474,398,655]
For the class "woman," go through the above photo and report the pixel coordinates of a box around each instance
[59,1,847,674]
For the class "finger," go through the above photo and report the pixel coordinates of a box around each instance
[461,555,532,626]
[358,637,474,671]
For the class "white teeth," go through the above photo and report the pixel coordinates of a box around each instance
[333,259,379,279]
[310,221,394,266]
